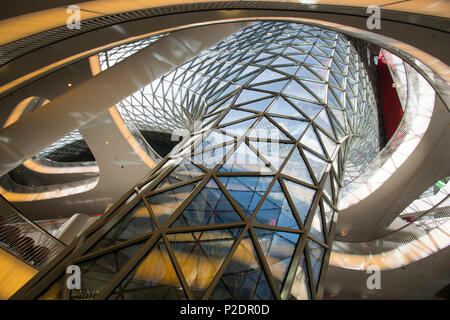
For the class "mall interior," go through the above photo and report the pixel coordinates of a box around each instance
[0,0,448,300]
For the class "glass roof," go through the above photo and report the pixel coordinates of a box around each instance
[35,21,382,301]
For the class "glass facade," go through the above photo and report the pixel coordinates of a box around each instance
[33,21,380,300]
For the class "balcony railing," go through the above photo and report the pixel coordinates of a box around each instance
[333,194,450,255]
[0,194,66,269]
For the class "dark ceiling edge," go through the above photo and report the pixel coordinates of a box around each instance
[0,1,448,67]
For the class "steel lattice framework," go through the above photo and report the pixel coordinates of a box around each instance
[36,129,94,162]
[22,21,379,300]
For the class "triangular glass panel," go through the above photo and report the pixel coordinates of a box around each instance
[322,174,333,202]
[303,149,328,183]
[314,56,332,68]
[192,144,233,170]
[255,180,299,229]
[251,69,286,84]
[300,126,325,157]
[254,228,299,291]
[267,96,304,118]
[234,73,255,86]
[281,148,314,185]
[219,142,272,173]
[322,199,335,235]
[327,88,341,108]
[219,117,256,137]
[251,80,289,93]
[283,179,316,225]
[171,179,242,227]
[330,60,343,74]
[219,176,273,218]
[271,56,296,66]
[237,97,274,112]
[334,60,347,74]
[201,112,220,128]
[168,228,241,299]
[328,72,341,88]
[307,240,325,291]
[283,80,318,102]
[254,54,275,66]
[276,66,300,76]
[220,84,239,98]
[308,66,328,81]
[313,109,335,138]
[299,80,326,103]
[330,107,347,130]
[210,232,274,299]
[310,45,326,56]
[332,157,339,180]
[296,67,321,82]
[310,205,325,243]
[237,65,259,79]
[218,110,256,127]
[108,240,187,300]
[288,253,310,300]
[317,129,337,158]
[234,89,273,105]
[90,201,157,252]
[147,182,197,225]
[286,97,323,120]
[247,117,290,140]
[284,46,306,57]
[269,116,309,140]
[330,87,346,107]
[72,243,142,300]
[207,95,233,114]
[329,115,346,140]
[304,55,322,67]
[239,64,259,75]
[332,72,345,88]
[250,141,293,171]
[195,131,233,151]
[219,118,256,137]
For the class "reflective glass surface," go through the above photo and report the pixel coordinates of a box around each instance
[31,20,381,300]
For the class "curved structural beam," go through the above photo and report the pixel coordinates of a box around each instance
[2,96,99,175]
[0,22,249,177]
[336,90,449,241]
[1,4,449,100]
[88,54,162,169]
[0,0,448,46]
[330,220,450,271]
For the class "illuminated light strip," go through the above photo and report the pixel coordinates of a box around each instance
[89,54,157,169]
[2,96,35,128]
[0,30,171,96]
[0,0,448,46]
[22,158,99,174]
[1,16,448,99]
[0,177,99,202]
